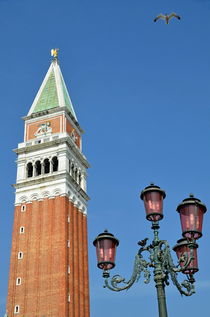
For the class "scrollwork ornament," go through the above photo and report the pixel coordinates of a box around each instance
[103,253,151,292]
[103,236,196,296]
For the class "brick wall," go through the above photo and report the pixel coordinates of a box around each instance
[7,196,90,317]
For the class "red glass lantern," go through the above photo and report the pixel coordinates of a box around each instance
[140,184,166,222]
[177,195,207,240]
[173,238,199,275]
[93,230,119,270]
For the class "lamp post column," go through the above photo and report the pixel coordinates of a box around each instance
[154,270,168,317]
[152,221,168,317]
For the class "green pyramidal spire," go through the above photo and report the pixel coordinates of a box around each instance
[28,54,77,120]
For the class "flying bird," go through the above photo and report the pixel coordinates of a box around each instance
[154,13,181,24]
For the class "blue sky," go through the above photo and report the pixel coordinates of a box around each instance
[0,0,210,316]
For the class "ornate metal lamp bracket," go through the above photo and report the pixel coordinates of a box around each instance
[103,251,151,292]
[159,240,195,296]
[103,237,195,296]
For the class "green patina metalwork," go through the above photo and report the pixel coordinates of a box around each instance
[33,70,59,113]
[60,74,77,120]
[32,65,77,120]
[102,222,196,317]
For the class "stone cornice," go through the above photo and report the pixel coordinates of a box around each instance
[14,136,90,168]
[13,171,90,201]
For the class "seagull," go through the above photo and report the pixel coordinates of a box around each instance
[154,13,181,24]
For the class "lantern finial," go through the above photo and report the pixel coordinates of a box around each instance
[177,196,207,240]
[93,230,119,270]
[140,184,166,222]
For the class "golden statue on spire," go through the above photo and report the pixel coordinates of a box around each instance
[51,48,59,59]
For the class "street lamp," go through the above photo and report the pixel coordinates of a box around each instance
[93,184,207,317]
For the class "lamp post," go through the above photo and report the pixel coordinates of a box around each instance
[93,184,207,317]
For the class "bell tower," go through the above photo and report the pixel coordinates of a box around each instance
[6,51,90,317]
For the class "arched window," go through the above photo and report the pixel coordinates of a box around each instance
[27,163,33,178]
[20,227,25,234]
[21,205,26,212]
[44,158,50,174]
[75,168,78,182]
[18,252,23,259]
[14,305,20,314]
[78,173,82,186]
[52,156,58,172]
[16,277,21,285]
[70,163,74,176]
[35,160,41,176]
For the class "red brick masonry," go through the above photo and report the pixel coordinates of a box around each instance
[7,196,90,317]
